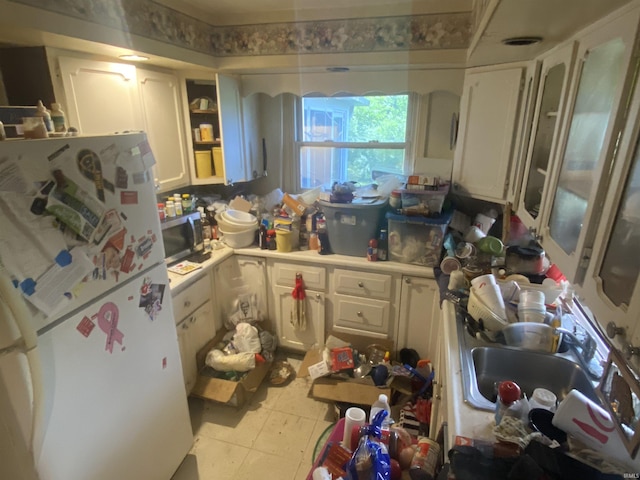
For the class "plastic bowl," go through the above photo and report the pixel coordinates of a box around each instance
[502,322,555,352]
[219,225,257,248]
[221,209,258,226]
[215,213,257,233]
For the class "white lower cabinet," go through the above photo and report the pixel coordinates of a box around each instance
[396,276,439,360]
[429,332,448,441]
[268,260,327,352]
[273,285,325,351]
[176,299,214,394]
[331,268,398,340]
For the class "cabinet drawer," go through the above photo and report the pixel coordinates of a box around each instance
[172,274,212,324]
[272,263,326,292]
[334,269,392,300]
[333,294,390,338]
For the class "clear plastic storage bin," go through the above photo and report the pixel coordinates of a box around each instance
[386,210,452,266]
[399,184,450,215]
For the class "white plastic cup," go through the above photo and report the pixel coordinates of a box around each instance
[343,407,366,450]
[464,225,486,243]
[471,275,505,317]
[518,306,546,323]
[520,289,545,307]
[473,213,496,235]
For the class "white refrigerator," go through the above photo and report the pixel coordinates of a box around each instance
[0,133,193,480]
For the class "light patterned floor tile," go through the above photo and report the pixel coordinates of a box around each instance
[176,436,250,480]
[235,449,302,480]
[196,401,271,448]
[252,410,317,458]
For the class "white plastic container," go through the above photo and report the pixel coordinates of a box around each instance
[35,100,53,132]
[529,388,557,412]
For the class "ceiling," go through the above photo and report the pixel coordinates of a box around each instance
[0,0,636,72]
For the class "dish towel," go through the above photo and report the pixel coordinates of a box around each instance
[291,273,307,331]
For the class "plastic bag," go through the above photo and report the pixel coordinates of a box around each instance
[225,292,262,330]
[346,410,391,480]
[233,322,262,353]
[205,349,255,372]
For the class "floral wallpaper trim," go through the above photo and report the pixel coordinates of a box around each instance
[9,0,471,57]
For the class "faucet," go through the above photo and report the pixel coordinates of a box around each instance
[555,327,597,363]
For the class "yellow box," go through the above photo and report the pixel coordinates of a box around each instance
[212,147,224,177]
[195,150,212,178]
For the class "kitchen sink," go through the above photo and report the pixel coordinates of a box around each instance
[456,307,603,412]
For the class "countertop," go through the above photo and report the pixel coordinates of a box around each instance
[167,245,437,294]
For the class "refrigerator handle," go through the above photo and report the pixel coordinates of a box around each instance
[187,215,196,251]
[0,270,44,465]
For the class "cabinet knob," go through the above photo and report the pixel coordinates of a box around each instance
[315,293,321,299]
[181,323,188,330]
[190,316,196,323]
[404,277,412,284]
[184,300,191,308]
[606,321,625,339]
[357,311,363,316]
[358,282,364,288]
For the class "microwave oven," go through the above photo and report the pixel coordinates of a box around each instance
[161,211,203,264]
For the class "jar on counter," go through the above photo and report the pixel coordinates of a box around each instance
[181,194,191,213]
[389,190,402,210]
[165,200,176,217]
[157,203,166,222]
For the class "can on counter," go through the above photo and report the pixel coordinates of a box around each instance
[409,437,441,480]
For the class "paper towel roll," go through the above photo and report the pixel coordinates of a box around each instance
[343,407,366,450]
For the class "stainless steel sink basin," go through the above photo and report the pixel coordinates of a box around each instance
[456,307,603,412]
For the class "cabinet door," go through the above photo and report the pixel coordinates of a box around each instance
[516,43,576,232]
[581,58,640,356]
[137,68,190,191]
[216,73,247,185]
[177,320,196,394]
[188,300,215,356]
[452,67,523,203]
[58,57,143,134]
[396,276,438,360]
[213,256,267,331]
[541,11,639,283]
[273,285,325,351]
[242,93,264,180]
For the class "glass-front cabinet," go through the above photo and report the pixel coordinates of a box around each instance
[540,10,640,284]
[516,43,575,233]
[581,63,640,368]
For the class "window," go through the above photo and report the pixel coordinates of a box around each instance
[296,94,410,189]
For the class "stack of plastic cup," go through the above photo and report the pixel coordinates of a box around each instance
[518,289,546,323]
[470,274,506,319]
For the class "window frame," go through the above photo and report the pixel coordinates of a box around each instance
[293,93,420,191]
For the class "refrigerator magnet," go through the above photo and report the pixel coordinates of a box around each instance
[120,191,138,205]
[76,316,96,338]
[92,301,124,353]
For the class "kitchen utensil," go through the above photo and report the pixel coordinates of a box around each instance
[219,225,257,248]
[470,275,506,319]
[467,286,509,334]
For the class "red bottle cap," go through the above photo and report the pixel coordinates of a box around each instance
[498,381,521,404]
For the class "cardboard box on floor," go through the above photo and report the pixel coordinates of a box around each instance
[191,328,271,407]
[298,332,394,407]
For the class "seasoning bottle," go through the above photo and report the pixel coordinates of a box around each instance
[173,194,183,216]
[259,224,268,250]
[199,207,212,240]
[317,217,331,255]
[35,100,53,132]
[495,381,521,425]
[157,203,166,222]
[181,194,191,213]
[165,200,176,217]
[267,229,277,250]
[50,103,67,132]
[378,229,388,261]
[367,238,378,261]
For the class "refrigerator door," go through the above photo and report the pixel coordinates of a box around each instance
[0,133,165,332]
[34,263,192,480]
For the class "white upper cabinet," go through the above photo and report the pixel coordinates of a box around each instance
[58,57,143,134]
[59,57,190,192]
[181,73,249,186]
[137,68,190,192]
[540,9,640,284]
[452,66,525,203]
[516,43,576,234]
[580,48,640,359]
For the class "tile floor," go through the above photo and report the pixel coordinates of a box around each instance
[171,351,336,480]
